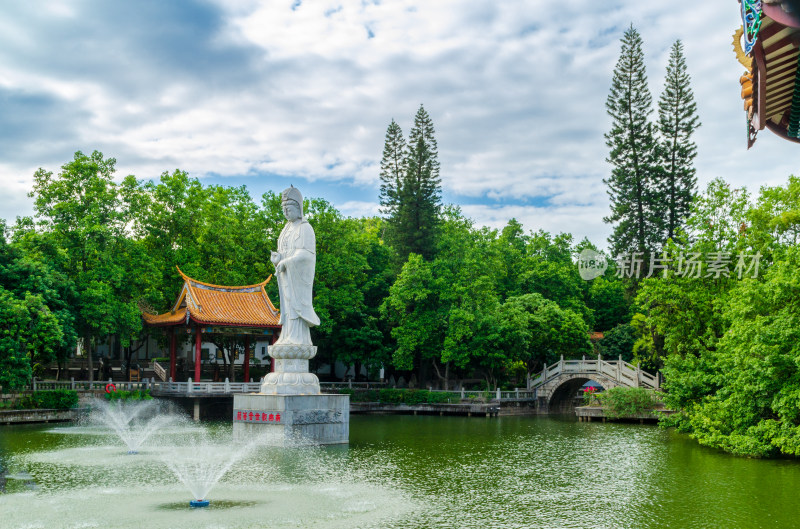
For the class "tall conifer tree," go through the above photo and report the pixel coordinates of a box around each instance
[379,119,407,218]
[380,105,442,261]
[604,25,661,260]
[657,40,700,241]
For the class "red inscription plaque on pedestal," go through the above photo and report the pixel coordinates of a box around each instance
[233,409,283,423]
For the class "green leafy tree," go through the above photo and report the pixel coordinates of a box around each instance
[671,246,800,457]
[2,222,78,376]
[0,288,63,390]
[633,180,750,375]
[435,208,502,389]
[304,201,376,381]
[520,231,594,328]
[124,170,210,302]
[498,293,592,384]
[31,151,120,381]
[657,40,700,241]
[604,25,662,261]
[598,323,636,362]
[381,253,443,375]
[631,175,800,456]
[745,175,800,261]
[587,277,629,331]
[492,219,528,298]
[684,178,750,252]
[30,151,155,381]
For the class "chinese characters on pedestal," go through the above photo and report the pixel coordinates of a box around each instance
[234,410,282,423]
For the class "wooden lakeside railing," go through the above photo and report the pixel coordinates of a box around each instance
[528,355,660,390]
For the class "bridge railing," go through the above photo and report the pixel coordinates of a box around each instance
[529,356,660,390]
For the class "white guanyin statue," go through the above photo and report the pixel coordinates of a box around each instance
[271,186,320,345]
[261,186,321,395]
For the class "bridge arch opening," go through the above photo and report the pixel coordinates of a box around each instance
[548,378,606,413]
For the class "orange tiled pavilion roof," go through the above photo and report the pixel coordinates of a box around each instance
[142,267,280,328]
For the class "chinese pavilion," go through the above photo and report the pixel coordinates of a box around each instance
[735,0,800,147]
[142,267,281,382]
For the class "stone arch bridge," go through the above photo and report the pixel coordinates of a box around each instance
[529,355,661,413]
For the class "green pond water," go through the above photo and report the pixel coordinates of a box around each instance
[0,414,798,528]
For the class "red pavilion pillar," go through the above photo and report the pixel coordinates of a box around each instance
[194,326,202,381]
[243,335,251,382]
[169,327,176,381]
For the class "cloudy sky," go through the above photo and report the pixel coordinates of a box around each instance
[0,0,797,248]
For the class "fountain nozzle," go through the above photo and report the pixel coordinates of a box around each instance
[190,500,210,508]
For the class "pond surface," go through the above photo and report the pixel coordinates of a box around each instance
[1,414,798,528]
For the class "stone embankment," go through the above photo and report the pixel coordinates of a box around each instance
[0,408,88,425]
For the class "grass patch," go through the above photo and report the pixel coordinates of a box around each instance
[15,390,80,410]
[596,387,658,419]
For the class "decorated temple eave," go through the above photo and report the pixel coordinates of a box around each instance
[737,1,800,146]
[766,119,800,143]
[141,307,187,326]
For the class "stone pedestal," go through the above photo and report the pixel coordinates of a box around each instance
[261,344,320,395]
[237,343,349,445]
[233,393,349,446]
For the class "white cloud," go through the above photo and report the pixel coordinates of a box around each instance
[461,203,612,248]
[338,200,382,218]
[0,0,796,245]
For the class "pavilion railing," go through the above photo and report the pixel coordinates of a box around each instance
[151,361,168,382]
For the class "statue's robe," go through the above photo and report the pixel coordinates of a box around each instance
[275,218,320,345]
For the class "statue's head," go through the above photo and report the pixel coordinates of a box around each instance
[281,186,303,221]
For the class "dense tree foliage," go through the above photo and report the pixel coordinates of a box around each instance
[1,152,613,391]
[28,151,157,382]
[632,176,800,456]
[381,207,597,389]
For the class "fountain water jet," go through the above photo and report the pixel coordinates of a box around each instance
[159,431,258,508]
[1,421,416,527]
[90,399,186,454]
